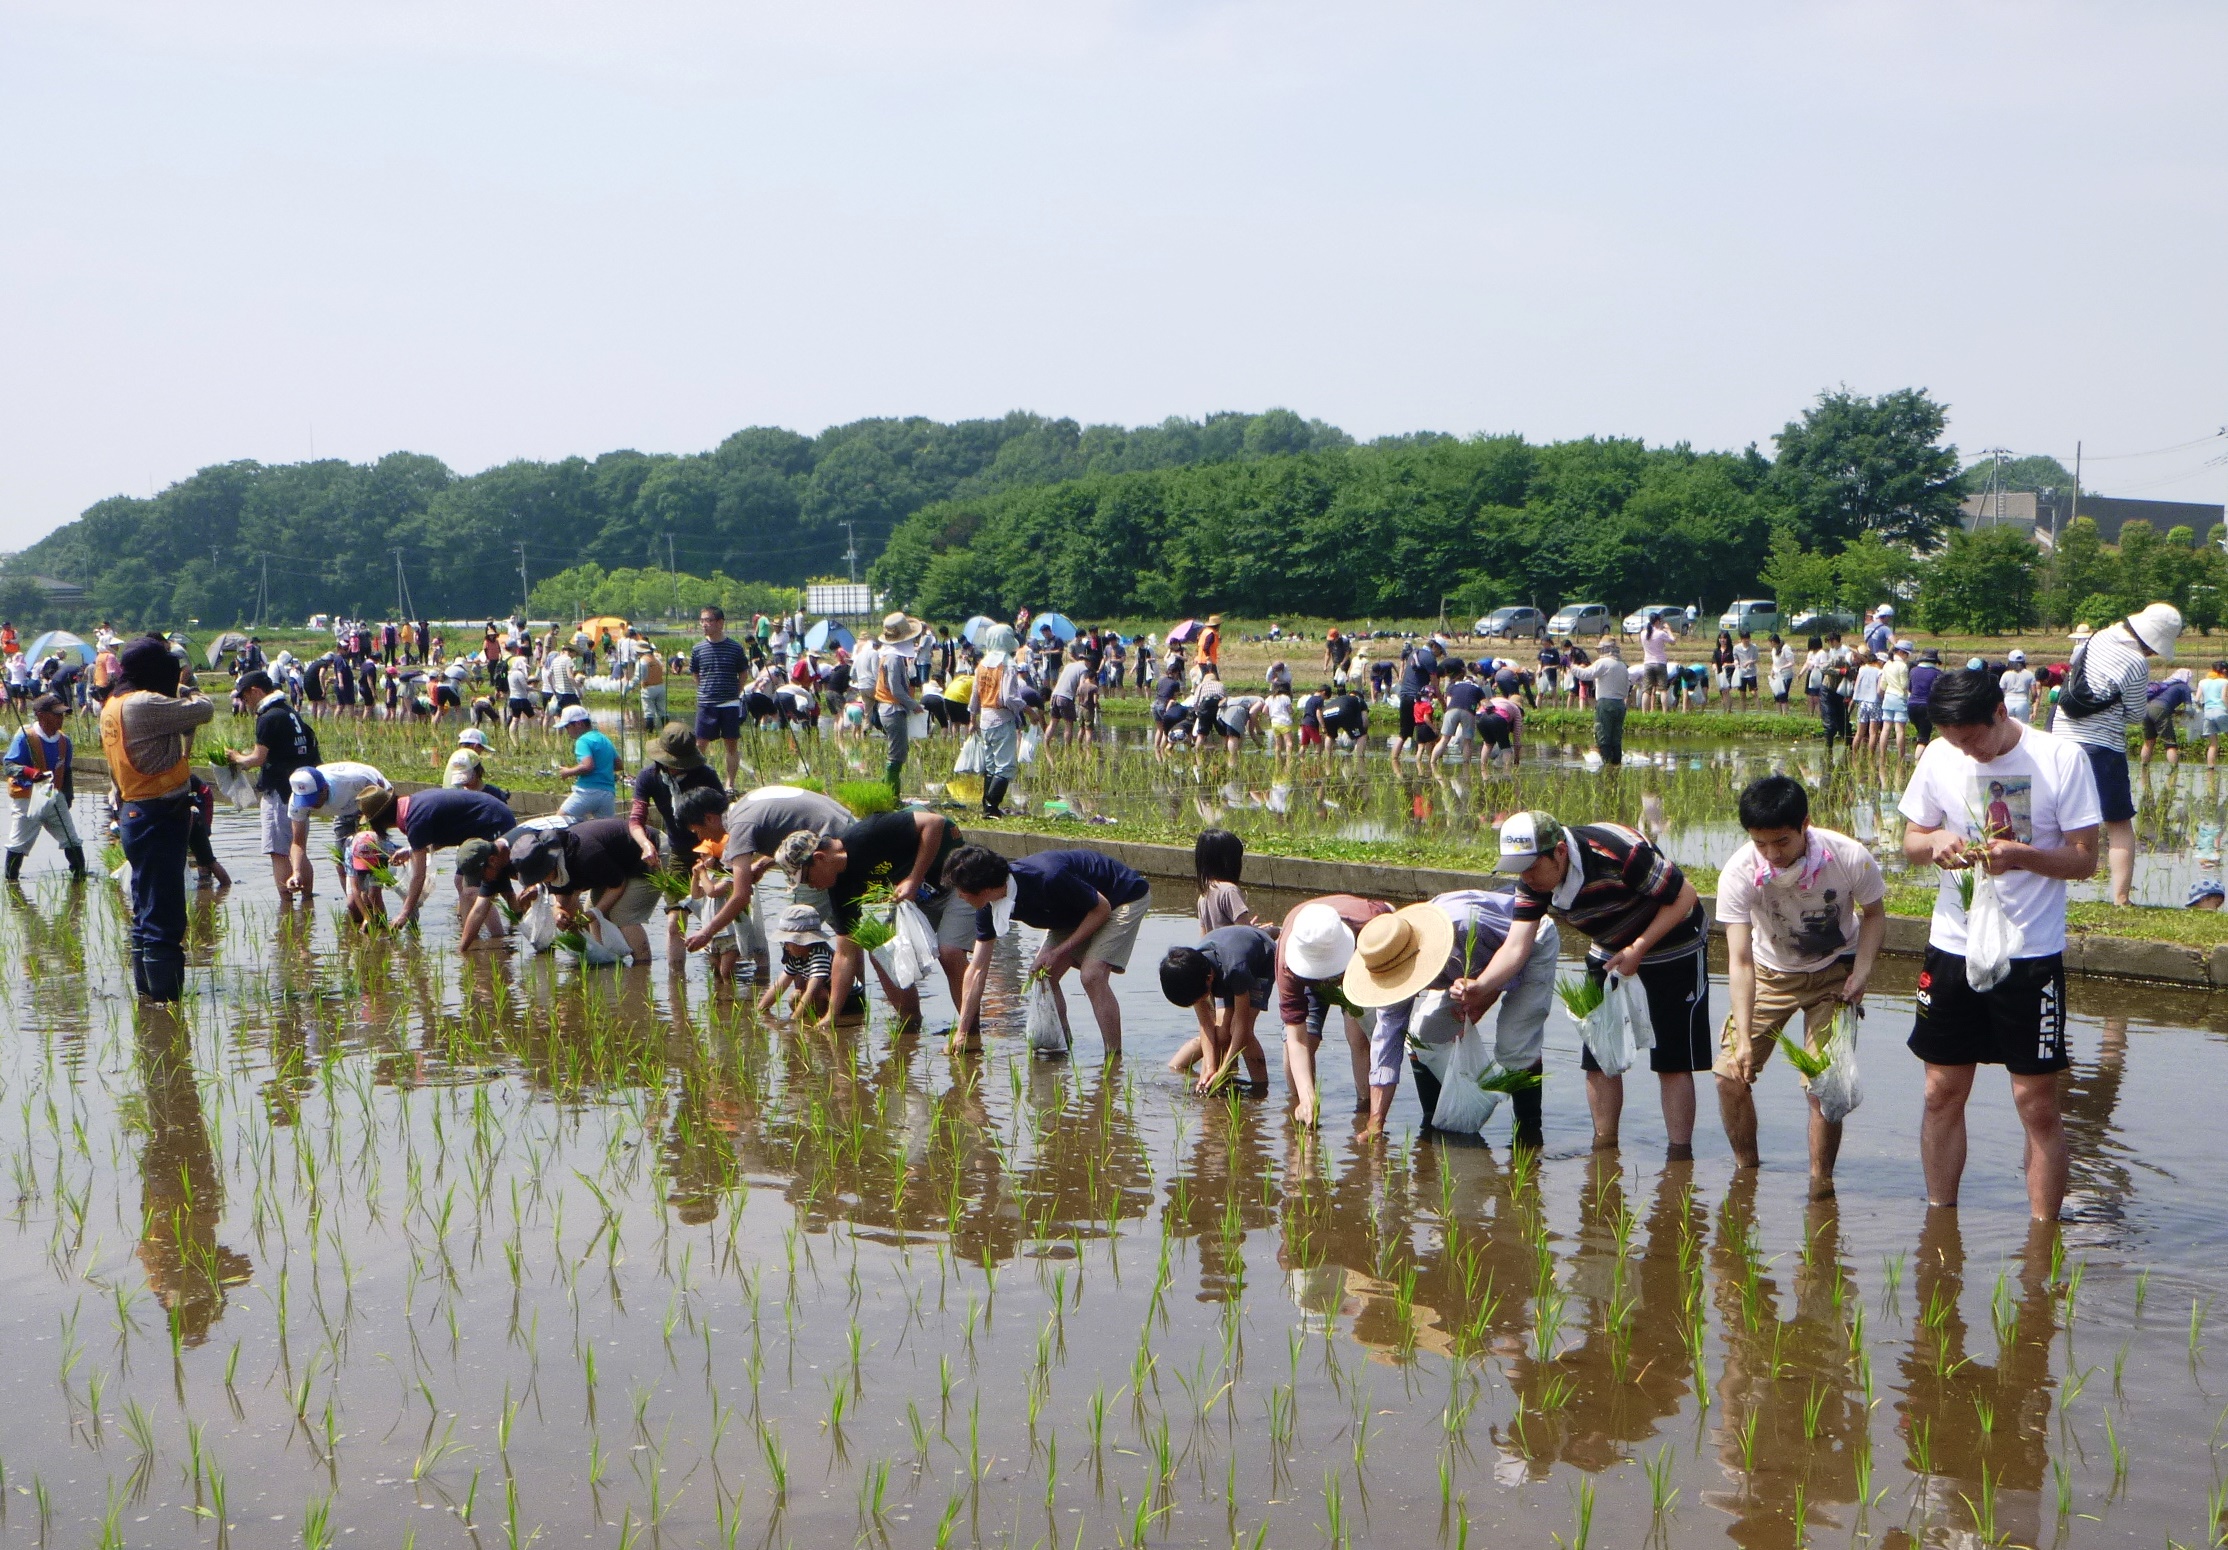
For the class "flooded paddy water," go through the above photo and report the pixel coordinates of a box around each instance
[6,791,2228,1549]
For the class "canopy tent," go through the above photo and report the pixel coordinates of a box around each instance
[28,631,92,667]
[960,615,1000,647]
[1026,613,1078,644]
[804,619,856,653]
[205,631,249,667]
[577,616,630,647]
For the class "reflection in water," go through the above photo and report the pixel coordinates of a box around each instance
[2062,1017,2131,1231]
[132,1006,252,1342]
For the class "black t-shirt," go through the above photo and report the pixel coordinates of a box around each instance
[1325,693,1369,734]
[828,811,957,933]
[1446,681,1486,713]
[632,763,724,843]
[400,788,514,851]
[1399,648,1438,696]
[511,818,646,896]
[974,849,1149,939]
[252,696,321,794]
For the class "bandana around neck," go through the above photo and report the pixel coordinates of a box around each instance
[1754,828,1829,891]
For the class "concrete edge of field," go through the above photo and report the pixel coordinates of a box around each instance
[80,756,2227,991]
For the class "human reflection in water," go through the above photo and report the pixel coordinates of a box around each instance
[13,878,91,1032]
[1009,1060,1153,1249]
[1894,1209,2057,1548]
[2059,1015,2131,1232]
[1491,1159,1700,1482]
[1704,1171,1863,1549]
[1164,1088,1281,1302]
[134,1005,251,1343]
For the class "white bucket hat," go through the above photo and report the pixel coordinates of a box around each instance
[1283,903,1359,981]
[2128,602,2183,658]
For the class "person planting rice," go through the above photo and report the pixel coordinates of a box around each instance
[1272,894,1393,1127]
[5,693,85,881]
[629,724,725,871]
[945,843,1151,1056]
[342,821,404,927]
[1160,925,1276,1092]
[355,785,517,934]
[1465,810,1712,1155]
[760,903,834,1018]
[1345,889,1557,1147]
[100,635,214,1000]
[553,704,619,820]
[470,816,658,962]
[1714,773,1887,1194]
[675,783,852,977]
[772,807,970,1030]
[1899,666,2100,1223]
[285,760,392,897]
[226,668,320,897]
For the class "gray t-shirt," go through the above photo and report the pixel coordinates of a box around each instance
[721,786,851,866]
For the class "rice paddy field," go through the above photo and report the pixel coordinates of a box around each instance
[9,756,2228,1548]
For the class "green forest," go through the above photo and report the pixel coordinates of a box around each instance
[13,386,2189,634]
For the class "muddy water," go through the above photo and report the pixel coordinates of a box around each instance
[3,803,2226,1547]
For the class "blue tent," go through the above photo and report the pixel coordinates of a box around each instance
[961,615,1000,647]
[28,630,93,667]
[804,619,856,653]
[1028,613,1079,644]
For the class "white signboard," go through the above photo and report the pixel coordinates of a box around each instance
[807,583,876,616]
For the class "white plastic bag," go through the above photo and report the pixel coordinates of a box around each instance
[209,763,258,811]
[578,907,628,966]
[1424,1014,1501,1135]
[1025,975,1067,1056]
[1964,871,2024,992]
[906,709,930,740]
[519,893,559,953]
[876,900,939,990]
[1808,1008,1863,1124]
[1017,730,1041,765]
[952,735,985,776]
[1576,972,1652,1077]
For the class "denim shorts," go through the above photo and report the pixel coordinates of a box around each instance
[1880,693,1908,724]
[2206,711,2228,738]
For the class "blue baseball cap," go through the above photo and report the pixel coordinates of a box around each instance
[286,766,329,819]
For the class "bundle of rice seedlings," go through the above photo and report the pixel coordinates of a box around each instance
[1556,977,1605,1019]
[553,929,589,957]
[835,780,898,818]
[846,884,899,952]
[1773,1032,1832,1080]
[1477,1065,1543,1094]
[645,866,692,906]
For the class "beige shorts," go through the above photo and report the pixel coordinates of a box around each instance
[1047,895,1150,973]
[598,874,661,930]
[1715,959,1848,1083]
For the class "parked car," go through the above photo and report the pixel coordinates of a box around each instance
[1475,606,1547,641]
[1546,603,1612,639]
[1788,608,1859,637]
[1622,605,1693,637]
[1718,599,1780,636]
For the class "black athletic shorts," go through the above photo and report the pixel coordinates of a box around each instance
[1908,945,2068,1074]
[1580,945,1713,1075]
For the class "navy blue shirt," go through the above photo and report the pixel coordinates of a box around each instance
[689,637,750,705]
[1399,647,1439,696]
[1198,925,1275,1008]
[975,849,1149,939]
[399,788,516,851]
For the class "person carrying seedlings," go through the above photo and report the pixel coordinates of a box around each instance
[945,844,1151,1056]
[759,903,834,1018]
[674,783,853,974]
[226,668,321,897]
[553,704,619,820]
[285,760,392,897]
[1467,811,1711,1155]
[1160,925,1276,1092]
[342,821,404,927]
[1713,773,1887,1193]
[355,785,517,934]
[1349,889,1558,1147]
[5,693,85,881]
[1273,894,1393,1127]
[470,816,659,961]
[100,635,215,1001]
[967,625,1026,817]
[772,807,971,1030]
[1899,667,2100,1223]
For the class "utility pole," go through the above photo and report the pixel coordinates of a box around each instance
[843,522,859,584]
[515,543,531,614]
[2068,440,2080,543]
[667,533,679,624]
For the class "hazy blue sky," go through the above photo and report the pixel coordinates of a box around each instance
[4,1,2222,544]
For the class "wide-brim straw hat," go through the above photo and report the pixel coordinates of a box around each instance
[1343,903,1456,1007]
[648,723,705,768]
[1283,902,1359,981]
[880,612,926,644]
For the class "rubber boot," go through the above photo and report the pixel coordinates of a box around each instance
[982,776,1009,819]
[884,761,904,798]
[4,851,21,883]
[63,846,86,879]
[1511,1077,1545,1151]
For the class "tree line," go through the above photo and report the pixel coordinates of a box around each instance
[1,409,1351,630]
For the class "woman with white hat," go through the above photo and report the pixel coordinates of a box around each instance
[1270,894,1393,1127]
[2052,601,2180,905]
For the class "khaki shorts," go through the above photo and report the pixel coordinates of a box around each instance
[598,874,661,931]
[1047,895,1150,973]
[1715,958,1849,1083]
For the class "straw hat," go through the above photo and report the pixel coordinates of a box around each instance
[1342,904,1456,1007]
[648,724,705,769]
[880,612,926,644]
[1282,903,1360,981]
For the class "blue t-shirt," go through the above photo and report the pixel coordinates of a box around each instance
[572,731,618,793]
[975,849,1150,939]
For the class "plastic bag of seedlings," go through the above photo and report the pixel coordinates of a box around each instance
[1574,972,1652,1077]
[518,892,559,953]
[1964,870,2024,992]
[1806,1005,1864,1124]
[952,735,985,776]
[1025,974,1068,1056]
[1425,1013,1500,1134]
[876,901,939,990]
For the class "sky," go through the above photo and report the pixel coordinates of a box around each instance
[3,0,2223,545]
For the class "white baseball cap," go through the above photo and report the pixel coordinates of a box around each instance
[1496,810,1566,874]
[1875,604,1895,617]
[556,704,591,727]
[457,728,490,748]
[285,766,329,818]
[2007,649,2027,665]
[1282,903,1359,981]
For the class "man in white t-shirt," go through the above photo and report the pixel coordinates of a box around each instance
[1899,666,2101,1223]
[1715,774,1887,1192]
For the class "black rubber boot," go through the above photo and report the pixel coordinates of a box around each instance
[4,851,21,883]
[1512,1077,1545,1151]
[63,846,86,878]
[982,776,1009,818]
[884,762,904,798]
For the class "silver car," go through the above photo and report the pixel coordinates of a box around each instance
[1547,603,1611,638]
[1622,605,1692,637]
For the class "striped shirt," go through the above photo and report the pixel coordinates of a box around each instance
[1512,823,1703,963]
[2053,627,2150,750]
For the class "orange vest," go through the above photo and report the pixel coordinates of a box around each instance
[100,690,188,800]
[7,729,66,799]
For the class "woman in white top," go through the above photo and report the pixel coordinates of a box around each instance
[1998,650,2037,724]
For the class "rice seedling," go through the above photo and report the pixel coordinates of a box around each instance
[1552,1478,1595,1550]
[1645,1444,1678,1516]
[1554,978,1605,1020]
